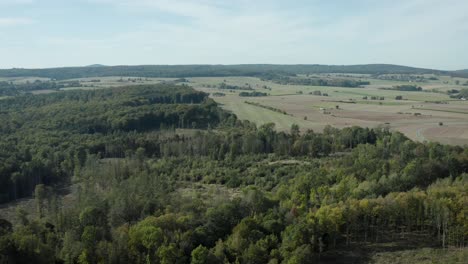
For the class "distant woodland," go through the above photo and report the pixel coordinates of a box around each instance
[0,64,464,80]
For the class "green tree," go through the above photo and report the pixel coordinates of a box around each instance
[191,245,210,264]
[34,184,46,218]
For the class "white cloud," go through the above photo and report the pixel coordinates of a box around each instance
[89,0,467,43]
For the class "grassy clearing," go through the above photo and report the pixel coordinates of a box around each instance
[176,183,241,202]
[368,247,467,264]
[320,232,468,264]
[217,98,312,131]
[0,77,50,83]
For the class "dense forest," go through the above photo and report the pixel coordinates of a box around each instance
[0,84,467,263]
[0,64,463,80]
[0,84,224,203]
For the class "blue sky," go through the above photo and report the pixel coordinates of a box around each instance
[0,0,467,70]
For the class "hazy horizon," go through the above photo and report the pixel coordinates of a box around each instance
[1,0,467,70]
[0,63,465,72]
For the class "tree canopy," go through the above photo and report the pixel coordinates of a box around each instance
[0,84,467,263]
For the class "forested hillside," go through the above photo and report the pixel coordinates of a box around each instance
[0,85,467,263]
[0,84,226,203]
[0,64,458,80]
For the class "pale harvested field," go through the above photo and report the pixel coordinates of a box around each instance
[190,76,468,145]
[0,77,51,83]
[424,126,468,145]
[56,77,180,92]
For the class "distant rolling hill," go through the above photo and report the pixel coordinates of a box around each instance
[86,64,107,67]
[0,64,465,80]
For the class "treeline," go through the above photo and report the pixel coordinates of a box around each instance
[239,91,268,97]
[261,74,370,88]
[244,101,288,115]
[218,83,253,91]
[309,91,329,96]
[380,85,423,91]
[0,64,458,80]
[0,80,81,96]
[363,96,385,100]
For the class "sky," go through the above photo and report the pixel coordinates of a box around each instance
[0,0,467,70]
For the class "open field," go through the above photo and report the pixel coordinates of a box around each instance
[0,76,51,83]
[187,75,468,145]
[367,247,467,264]
[5,73,468,145]
[320,233,468,264]
[30,73,467,145]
